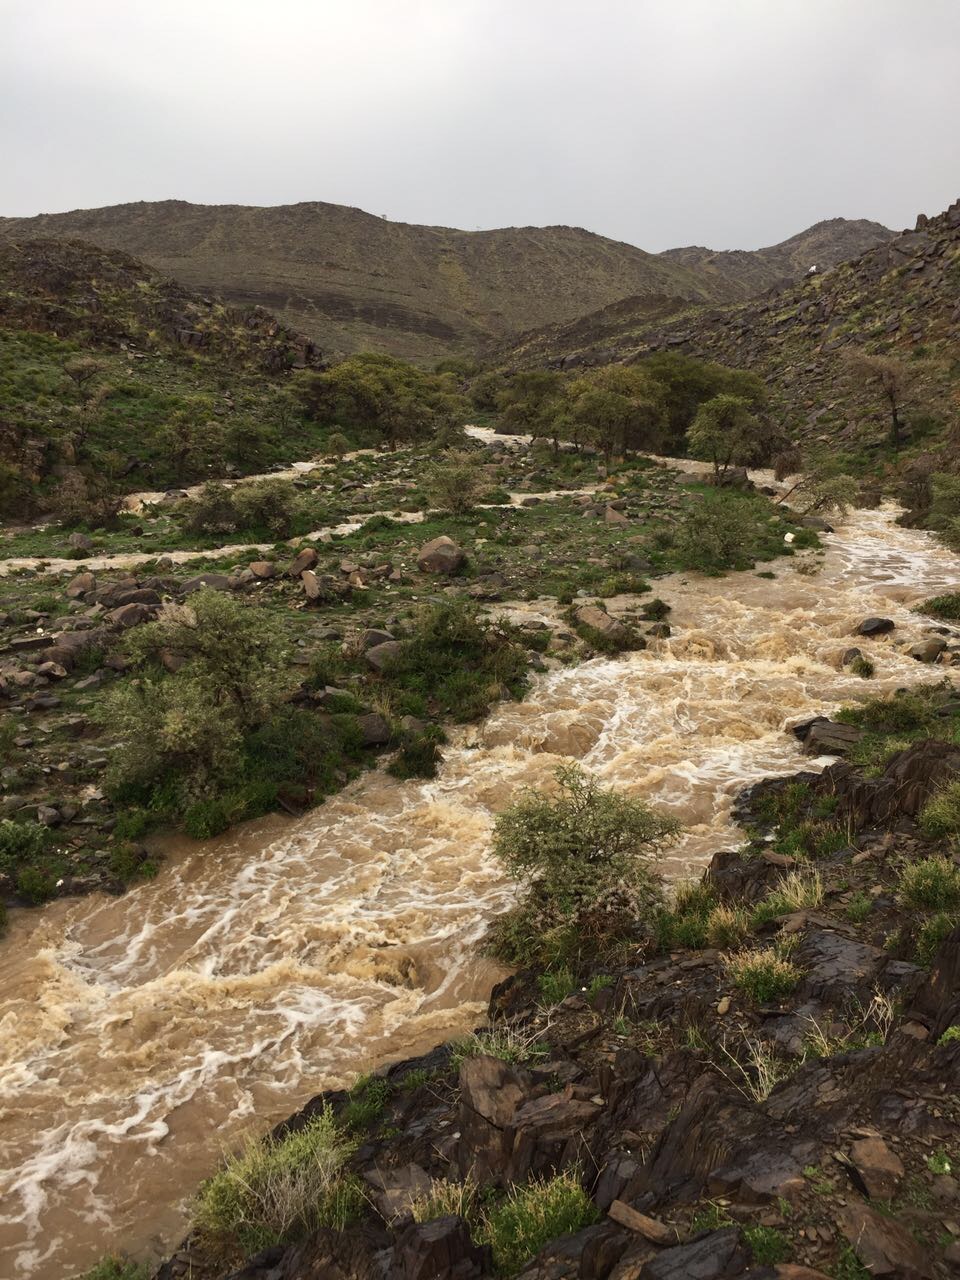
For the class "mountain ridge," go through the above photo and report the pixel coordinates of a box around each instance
[0,199,893,362]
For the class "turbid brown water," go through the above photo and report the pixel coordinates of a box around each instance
[1,491,958,1278]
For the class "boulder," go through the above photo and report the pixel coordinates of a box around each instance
[855,617,895,637]
[357,713,391,747]
[393,1216,486,1280]
[575,605,631,644]
[838,1202,934,1278]
[300,570,321,602]
[417,536,465,575]
[849,1136,904,1200]
[106,603,154,629]
[605,504,630,525]
[365,640,404,673]
[639,1227,748,1279]
[288,547,318,577]
[66,531,93,552]
[248,561,277,579]
[801,720,863,756]
[360,628,395,650]
[65,572,96,599]
[908,637,947,662]
[181,573,232,594]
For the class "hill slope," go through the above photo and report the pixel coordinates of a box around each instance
[0,200,891,362]
[0,237,323,515]
[499,201,960,456]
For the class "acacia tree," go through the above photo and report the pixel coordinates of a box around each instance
[686,393,765,480]
[842,350,920,450]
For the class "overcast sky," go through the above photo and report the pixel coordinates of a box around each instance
[3,0,959,251]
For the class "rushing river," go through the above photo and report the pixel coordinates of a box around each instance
[1,481,958,1278]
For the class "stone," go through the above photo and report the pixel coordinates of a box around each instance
[65,572,96,599]
[849,1136,904,1199]
[802,720,863,756]
[360,628,395,650]
[301,570,321,602]
[36,662,68,680]
[248,561,277,579]
[417,536,465,575]
[393,1216,485,1280]
[287,547,319,577]
[181,573,232,594]
[909,638,947,662]
[639,1227,747,1279]
[575,605,631,644]
[66,531,93,551]
[356,713,391,747]
[37,805,61,827]
[605,504,630,525]
[365,640,404,673]
[855,617,895,637]
[838,1202,933,1277]
[106,603,153,629]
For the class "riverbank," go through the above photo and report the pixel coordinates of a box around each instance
[2,456,960,1279]
[152,715,960,1280]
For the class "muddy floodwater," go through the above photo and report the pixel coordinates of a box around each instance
[1,485,958,1278]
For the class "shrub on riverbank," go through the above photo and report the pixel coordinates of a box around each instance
[915,592,960,621]
[488,764,679,969]
[481,1173,600,1276]
[193,1108,362,1258]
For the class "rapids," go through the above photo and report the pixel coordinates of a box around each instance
[1,484,959,1277]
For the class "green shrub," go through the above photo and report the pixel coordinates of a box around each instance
[387,724,446,780]
[183,798,232,840]
[705,904,750,948]
[939,1025,960,1043]
[480,1173,599,1276]
[850,655,875,679]
[537,967,577,1005]
[750,870,824,927]
[919,780,960,839]
[192,1108,360,1258]
[17,864,57,903]
[845,891,874,923]
[77,1257,149,1280]
[898,857,960,911]
[915,913,958,966]
[99,590,292,799]
[487,764,678,968]
[673,490,778,574]
[744,1226,790,1265]
[640,597,671,621]
[915,593,960,621]
[424,450,485,514]
[724,947,802,1003]
[385,601,530,722]
[450,1024,549,1070]
[0,818,48,868]
[411,1176,479,1224]
[108,843,157,882]
[341,1074,392,1132]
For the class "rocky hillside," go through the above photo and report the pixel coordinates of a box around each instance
[0,201,891,363]
[0,237,318,372]
[500,200,960,457]
[0,238,323,513]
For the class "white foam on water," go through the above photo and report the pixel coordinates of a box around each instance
[1,473,958,1277]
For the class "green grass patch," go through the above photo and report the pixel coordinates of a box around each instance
[192,1107,361,1260]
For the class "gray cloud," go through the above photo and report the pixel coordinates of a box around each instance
[3,0,959,249]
